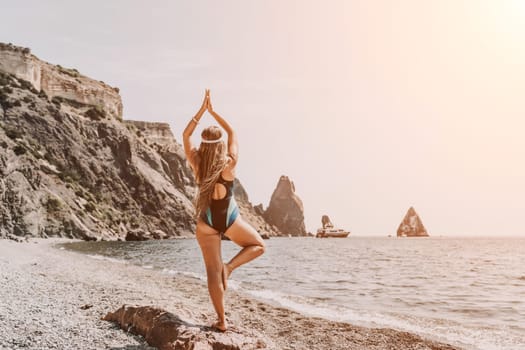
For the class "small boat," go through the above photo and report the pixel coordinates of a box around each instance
[316,227,350,238]
[315,215,350,238]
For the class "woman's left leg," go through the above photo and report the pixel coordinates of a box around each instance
[195,220,227,331]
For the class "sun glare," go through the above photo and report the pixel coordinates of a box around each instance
[497,0,525,37]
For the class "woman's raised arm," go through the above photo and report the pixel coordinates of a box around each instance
[183,90,209,170]
[207,93,239,165]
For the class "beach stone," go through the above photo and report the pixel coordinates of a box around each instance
[125,229,151,241]
[7,233,28,242]
[151,229,168,239]
[104,305,270,350]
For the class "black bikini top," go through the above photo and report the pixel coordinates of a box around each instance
[217,174,233,185]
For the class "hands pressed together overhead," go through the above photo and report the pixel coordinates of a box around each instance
[189,89,234,140]
[199,89,215,114]
[191,89,218,125]
[183,88,237,166]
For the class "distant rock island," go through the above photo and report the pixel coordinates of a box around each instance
[0,42,305,240]
[396,206,429,237]
[263,175,307,236]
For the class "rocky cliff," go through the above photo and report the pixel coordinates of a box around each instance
[124,120,175,146]
[396,206,429,237]
[0,43,122,119]
[264,175,306,236]
[0,43,279,240]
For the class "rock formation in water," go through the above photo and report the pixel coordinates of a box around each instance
[103,305,271,350]
[321,215,334,228]
[264,175,306,236]
[396,206,429,237]
[0,42,279,240]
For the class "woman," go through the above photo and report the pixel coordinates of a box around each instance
[182,89,266,331]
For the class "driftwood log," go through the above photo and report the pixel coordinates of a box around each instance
[103,305,271,350]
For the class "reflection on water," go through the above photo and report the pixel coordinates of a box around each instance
[63,237,525,350]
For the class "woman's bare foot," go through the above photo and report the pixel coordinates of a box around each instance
[222,262,232,291]
[212,320,227,332]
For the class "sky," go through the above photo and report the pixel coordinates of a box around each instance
[1,0,524,236]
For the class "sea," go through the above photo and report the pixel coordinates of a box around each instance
[62,237,525,350]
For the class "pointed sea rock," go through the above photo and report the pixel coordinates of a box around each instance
[264,175,306,236]
[397,207,429,237]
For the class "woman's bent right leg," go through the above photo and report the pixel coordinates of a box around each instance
[223,217,266,278]
[195,220,227,331]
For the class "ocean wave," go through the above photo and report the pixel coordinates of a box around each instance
[241,288,400,329]
[161,268,206,281]
[245,289,346,321]
[242,287,525,350]
[85,254,128,265]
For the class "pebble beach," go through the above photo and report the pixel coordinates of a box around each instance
[0,238,460,350]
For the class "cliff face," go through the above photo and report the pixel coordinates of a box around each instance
[0,70,195,239]
[0,43,280,240]
[0,43,122,120]
[264,175,306,236]
[124,120,175,146]
[397,207,429,237]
